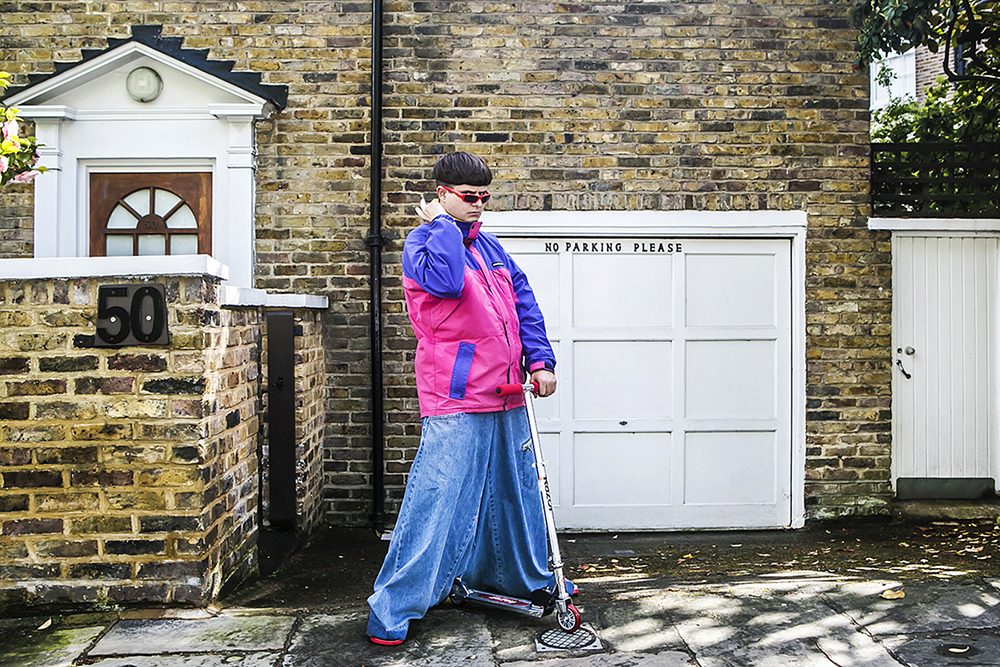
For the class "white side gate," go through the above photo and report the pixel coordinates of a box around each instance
[891,232,999,494]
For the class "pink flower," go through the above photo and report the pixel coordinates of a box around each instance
[2,118,18,142]
[13,170,38,183]
[0,155,7,173]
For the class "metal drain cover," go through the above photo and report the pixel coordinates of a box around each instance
[535,623,603,652]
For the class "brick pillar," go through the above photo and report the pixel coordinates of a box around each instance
[0,273,261,607]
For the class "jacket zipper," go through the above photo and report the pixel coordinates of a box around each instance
[469,244,517,405]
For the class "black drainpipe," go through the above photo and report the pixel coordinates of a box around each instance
[368,0,387,535]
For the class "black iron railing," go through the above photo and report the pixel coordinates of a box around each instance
[871,143,1000,217]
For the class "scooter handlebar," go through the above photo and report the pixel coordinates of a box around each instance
[495,382,539,397]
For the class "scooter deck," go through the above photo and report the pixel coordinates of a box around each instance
[450,578,547,619]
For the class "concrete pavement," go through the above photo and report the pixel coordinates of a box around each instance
[3,573,1000,666]
[2,513,1000,666]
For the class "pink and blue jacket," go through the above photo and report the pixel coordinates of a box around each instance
[402,214,556,417]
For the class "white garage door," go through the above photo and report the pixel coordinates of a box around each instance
[506,237,793,530]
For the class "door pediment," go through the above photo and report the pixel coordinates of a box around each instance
[5,25,286,115]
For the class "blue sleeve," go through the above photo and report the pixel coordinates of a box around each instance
[401,214,466,299]
[507,254,556,372]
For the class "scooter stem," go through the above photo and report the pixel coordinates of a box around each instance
[522,384,569,602]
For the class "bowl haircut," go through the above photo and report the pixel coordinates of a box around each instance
[433,152,493,187]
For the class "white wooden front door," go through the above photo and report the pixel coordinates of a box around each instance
[892,234,998,487]
[506,237,793,530]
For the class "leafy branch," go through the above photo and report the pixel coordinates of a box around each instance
[0,71,46,187]
[852,0,1000,86]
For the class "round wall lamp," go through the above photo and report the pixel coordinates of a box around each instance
[125,66,163,103]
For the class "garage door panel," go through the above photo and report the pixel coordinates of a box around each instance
[574,340,673,419]
[683,432,777,505]
[573,254,674,328]
[538,432,561,508]
[570,419,675,432]
[686,340,777,420]
[686,253,778,327]
[574,432,672,506]
[533,397,560,422]
[512,249,562,334]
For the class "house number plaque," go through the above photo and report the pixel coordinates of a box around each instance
[95,283,170,347]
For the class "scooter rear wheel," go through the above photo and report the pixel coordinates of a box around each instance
[557,603,581,632]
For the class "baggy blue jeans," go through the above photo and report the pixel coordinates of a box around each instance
[366,407,554,641]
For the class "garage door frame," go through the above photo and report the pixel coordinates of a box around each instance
[488,210,807,529]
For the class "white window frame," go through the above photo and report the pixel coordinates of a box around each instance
[871,50,917,111]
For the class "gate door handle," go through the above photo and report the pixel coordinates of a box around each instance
[896,359,912,379]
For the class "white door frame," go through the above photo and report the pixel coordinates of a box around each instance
[488,210,807,528]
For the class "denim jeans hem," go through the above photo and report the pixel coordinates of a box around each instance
[366,408,553,635]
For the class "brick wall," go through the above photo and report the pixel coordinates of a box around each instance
[915,44,947,101]
[0,0,887,525]
[0,274,260,606]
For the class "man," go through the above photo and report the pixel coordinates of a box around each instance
[366,152,565,645]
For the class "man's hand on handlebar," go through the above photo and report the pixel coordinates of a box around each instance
[530,369,556,398]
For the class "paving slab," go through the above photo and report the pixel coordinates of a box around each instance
[827,580,1000,637]
[502,651,695,666]
[90,614,296,656]
[881,631,1000,666]
[0,625,105,667]
[87,654,280,667]
[489,605,599,662]
[283,607,494,667]
[589,595,688,654]
[655,580,900,667]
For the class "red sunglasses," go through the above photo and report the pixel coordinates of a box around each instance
[440,185,492,204]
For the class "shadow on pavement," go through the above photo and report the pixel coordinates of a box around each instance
[227,513,1000,613]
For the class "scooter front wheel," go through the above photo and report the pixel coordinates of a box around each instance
[557,603,581,632]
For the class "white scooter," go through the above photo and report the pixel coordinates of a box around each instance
[449,381,582,633]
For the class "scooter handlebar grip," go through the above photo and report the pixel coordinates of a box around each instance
[495,382,539,396]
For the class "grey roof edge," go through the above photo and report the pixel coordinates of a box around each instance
[5,24,288,111]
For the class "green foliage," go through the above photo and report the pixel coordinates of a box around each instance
[851,0,1000,85]
[871,77,1000,142]
[0,71,46,187]
[852,0,947,64]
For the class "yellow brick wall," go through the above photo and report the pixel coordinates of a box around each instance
[0,275,260,606]
[0,1,888,524]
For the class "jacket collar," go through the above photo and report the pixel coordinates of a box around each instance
[459,220,482,246]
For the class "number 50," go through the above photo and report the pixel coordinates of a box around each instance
[96,284,170,347]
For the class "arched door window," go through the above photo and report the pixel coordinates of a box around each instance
[90,173,211,257]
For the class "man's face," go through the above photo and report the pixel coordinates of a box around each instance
[437,183,491,223]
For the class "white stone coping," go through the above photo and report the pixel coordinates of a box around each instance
[0,255,228,280]
[0,256,328,309]
[219,286,328,309]
[868,217,1000,232]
